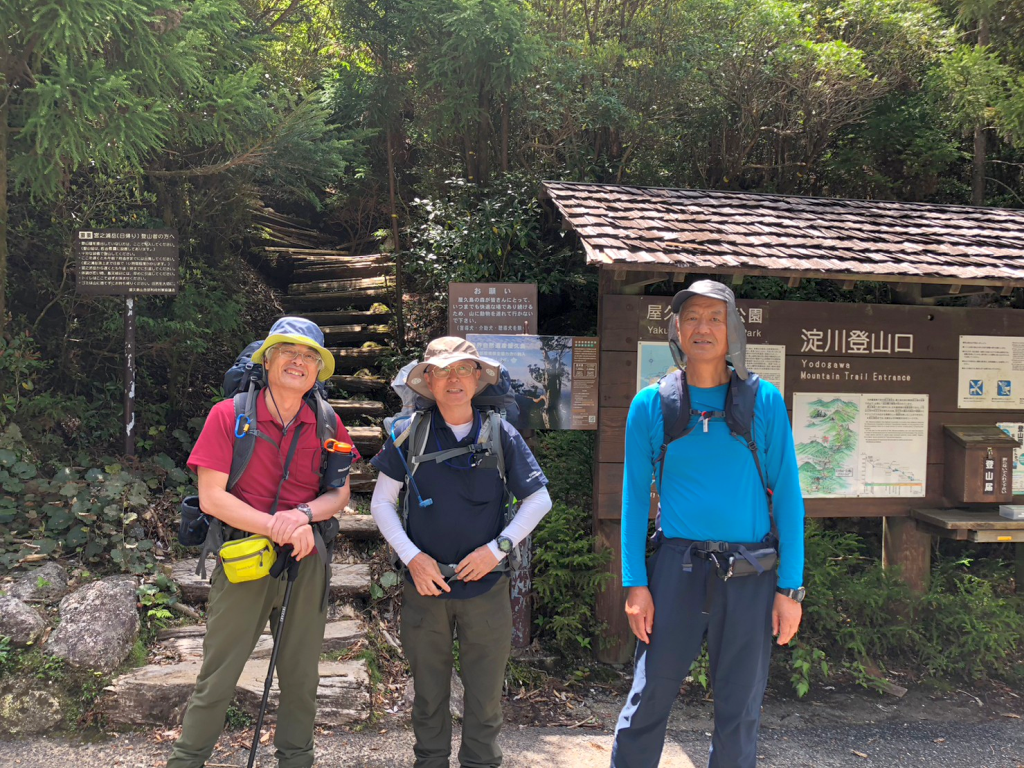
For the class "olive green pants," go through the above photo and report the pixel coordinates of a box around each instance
[401,577,513,768]
[166,555,327,768]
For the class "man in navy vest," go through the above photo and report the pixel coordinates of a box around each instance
[370,337,552,768]
[611,281,805,768]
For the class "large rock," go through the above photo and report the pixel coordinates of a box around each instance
[99,658,370,727]
[0,596,46,647]
[172,559,370,603]
[0,682,63,735]
[46,576,140,673]
[6,562,70,604]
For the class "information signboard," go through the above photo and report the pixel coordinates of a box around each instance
[958,335,1024,409]
[468,334,598,430]
[449,283,538,337]
[75,229,179,295]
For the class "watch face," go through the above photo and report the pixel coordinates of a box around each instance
[497,536,513,553]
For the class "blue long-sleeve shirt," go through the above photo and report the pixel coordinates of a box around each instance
[621,378,805,590]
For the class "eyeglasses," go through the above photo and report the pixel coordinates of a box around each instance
[275,346,322,365]
[429,363,478,378]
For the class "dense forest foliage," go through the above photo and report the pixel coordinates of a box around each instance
[3,0,1024,689]
[4,0,1024,461]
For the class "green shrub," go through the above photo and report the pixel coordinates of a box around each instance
[0,423,191,573]
[531,431,594,509]
[779,522,1024,695]
[531,501,612,659]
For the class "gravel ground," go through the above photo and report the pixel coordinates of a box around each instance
[1,685,1022,768]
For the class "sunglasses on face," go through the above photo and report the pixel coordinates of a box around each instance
[276,347,321,365]
[429,363,479,378]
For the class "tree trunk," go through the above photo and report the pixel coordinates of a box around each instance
[387,131,405,347]
[0,93,9,327]
[500,99,509,175]
[477,88,491,187]
[972,17,990,207]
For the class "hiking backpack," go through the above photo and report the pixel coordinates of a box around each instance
[185,339,346,589]
[386,360,523,572]
[652,369,776,545]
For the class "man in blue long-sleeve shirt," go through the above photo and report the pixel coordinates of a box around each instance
[610,280,805,768]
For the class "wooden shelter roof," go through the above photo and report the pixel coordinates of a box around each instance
[542,182,1024,286]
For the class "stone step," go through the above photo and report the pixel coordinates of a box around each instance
[98,657,369,727]
[329,399,386,419]
[328,374,387,394]
[171,561,371,604]
[152,619,363,664]
[348,426,384,456]
[322,323,390,345]
[289,276,391,296]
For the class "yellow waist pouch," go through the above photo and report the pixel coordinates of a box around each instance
[219,535,276,584]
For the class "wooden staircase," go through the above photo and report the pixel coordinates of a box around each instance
[276,247,394,487]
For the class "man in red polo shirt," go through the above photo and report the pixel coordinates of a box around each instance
[167,317,358,768]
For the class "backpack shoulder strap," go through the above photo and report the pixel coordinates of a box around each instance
[227,387,258,491]
[310,388,338,445]
[655,370,693,489]
[723,372,775,539]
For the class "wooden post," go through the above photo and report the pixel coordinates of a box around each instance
[594,269,635,663]
[595,519,632,663]
[882,517,931,593]
[123,296,137,456]
[882,282,931,591]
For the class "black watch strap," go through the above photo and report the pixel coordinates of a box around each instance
[776,586,805,602]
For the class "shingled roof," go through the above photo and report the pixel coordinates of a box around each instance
[542,181,1024,286]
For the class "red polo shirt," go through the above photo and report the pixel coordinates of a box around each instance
[188,392,359,513]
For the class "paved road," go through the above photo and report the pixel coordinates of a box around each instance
[1,717,1022,767]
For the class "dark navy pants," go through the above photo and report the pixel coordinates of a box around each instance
[610,539,777,768]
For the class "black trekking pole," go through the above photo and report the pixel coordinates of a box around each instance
[247,545,300,768]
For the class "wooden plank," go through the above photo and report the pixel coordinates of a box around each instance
[329,375,386,393]
[602,295,641,329]
[593,519,633,664]
[632,297,1024,359]
[323,325,390,345]
[596,408,628,463]
[910,509,1024,530]
[302,310,393,326]
[289,276,391,295]
[348,426,384,456]
[282,290,390,310]
[329,399,386,418]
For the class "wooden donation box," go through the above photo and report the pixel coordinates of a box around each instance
[943,425,1020,504]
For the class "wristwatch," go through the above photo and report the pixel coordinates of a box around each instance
[297,503,314,525]
[496,536,514,554]
[776,586,806,603]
